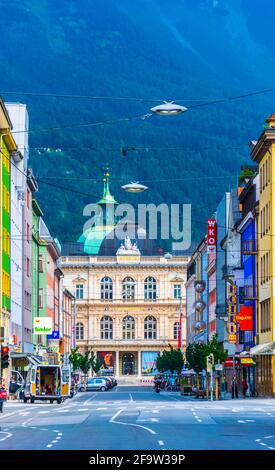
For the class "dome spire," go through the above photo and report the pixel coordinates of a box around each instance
[97,170,118,205]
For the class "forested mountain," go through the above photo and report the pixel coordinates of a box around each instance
[0,0,274,250]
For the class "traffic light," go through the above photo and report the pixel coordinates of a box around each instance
[206,353,214,373]
[1,346,10,369]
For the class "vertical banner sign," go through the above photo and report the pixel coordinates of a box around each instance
[227,283,237,343]
[207,219,217,253]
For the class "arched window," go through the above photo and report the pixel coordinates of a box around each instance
[174,322,179,340]
[122,316,135,339]
[100,316,113,340]
[144,277,157,300]
[100,276,113,300]
[76,322,84,340]
[144,316,157,339]
[122,277,135,300]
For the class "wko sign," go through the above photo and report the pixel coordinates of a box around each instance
[207,219,217,253]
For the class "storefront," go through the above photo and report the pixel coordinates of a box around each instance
[250,343,275,397]
[96,350,160,377]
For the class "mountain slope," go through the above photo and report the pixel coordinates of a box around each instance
[0,0,274,250]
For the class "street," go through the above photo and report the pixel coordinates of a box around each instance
[0,386,274,451]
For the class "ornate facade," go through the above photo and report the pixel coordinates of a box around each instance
[61,240,188,378]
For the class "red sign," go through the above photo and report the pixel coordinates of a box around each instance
[236,305,253,331]
[224,357,240,368]
[207,219,217,253]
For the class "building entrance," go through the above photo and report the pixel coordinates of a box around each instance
[122,353,135,375]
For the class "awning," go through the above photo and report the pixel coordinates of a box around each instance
[249,342,275,355]
[10,352,42,365]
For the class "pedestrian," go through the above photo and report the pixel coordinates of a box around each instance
[231,375,238,399]
[242,377,248,398]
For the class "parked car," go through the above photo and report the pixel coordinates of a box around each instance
[98,376,117,388]
[77,378,109,392]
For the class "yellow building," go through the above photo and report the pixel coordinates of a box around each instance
[251,114,275,396]
[0,98,17,383]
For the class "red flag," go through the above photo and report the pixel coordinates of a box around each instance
[178,311,183,349]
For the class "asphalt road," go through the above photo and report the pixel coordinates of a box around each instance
[0,386,275,450]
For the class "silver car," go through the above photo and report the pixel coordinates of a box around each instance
[78,378,109,392]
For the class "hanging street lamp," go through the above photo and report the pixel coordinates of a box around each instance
[121,182,148,193]
[150,101,188,116]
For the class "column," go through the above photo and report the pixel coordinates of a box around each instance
[116,350,120,378]
[138,350,142,378]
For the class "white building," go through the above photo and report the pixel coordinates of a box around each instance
[6,103,29,350]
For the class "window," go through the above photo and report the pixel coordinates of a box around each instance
[26,257,30,277]
[144,315,157,339]
[144,277,157,300]
[39,254,44,272]
[38,288,44,308]
[173,284,182,299]
[75,284,84,299]
[174,322,179,340]
[122,316,135,339]
[260,299,271,333]
[26,223,30,242]
[100,276,113,300]
[76,322,84,340]
[122,277,135,300]
[26,189,30,209]
[100,316,113,339]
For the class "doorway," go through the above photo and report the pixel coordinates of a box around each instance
[122,353,135,375]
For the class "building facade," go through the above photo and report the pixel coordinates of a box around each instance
[6,103,29,352]
[251,115,275,396]
[61,241,187,378]
[0,99,16,358]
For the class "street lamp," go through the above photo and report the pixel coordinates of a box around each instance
[150,101,188,116]
[121,182,148,193]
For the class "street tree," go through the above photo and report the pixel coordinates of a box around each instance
[156,347,184,374]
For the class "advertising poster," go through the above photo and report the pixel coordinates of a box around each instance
[97,352,115,374]
[141,351,159,375]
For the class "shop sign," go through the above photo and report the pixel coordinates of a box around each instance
[240,357,255,366]
[207,219,217,253]
[224,357,240,368]
[34,317,53,335]
[228,333,237,344]
[227,283,237,343]
[236,305,253,331]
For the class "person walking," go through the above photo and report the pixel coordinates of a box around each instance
[231,375,238,399]
[242,377,248,398]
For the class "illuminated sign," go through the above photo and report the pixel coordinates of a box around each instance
[236,305,253,331]
[227,283,237,343]
[207,219,217,253]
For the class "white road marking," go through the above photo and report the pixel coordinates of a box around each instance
[268,447,275,450]
[38,411,51,414]
[96,407,107,411]
[129,393,134,402]
[84,394,97,405]
[47,444,53,448]
[77,408,89,412]
[158,440,164,446]
[260,442,267,446]
[0,407,30,420]
[152,410,159,413]
[57,409,69,413]
[264,436,274,439]
[238,420,245,423]
[22,418,33,428]
[110,408,156,435]
[56,437,62,440]
[0,431,12,442]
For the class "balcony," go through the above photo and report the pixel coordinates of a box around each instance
[242,239,257,255]
[243,285,258,300]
